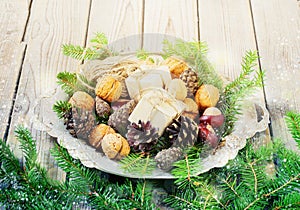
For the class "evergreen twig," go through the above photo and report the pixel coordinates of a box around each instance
[52,100,71,119]
[221,51,264,136]
[285,111,300,147]
[120,153,156,176]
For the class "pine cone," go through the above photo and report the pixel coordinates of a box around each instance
[95,96,111,117]
[155,147,183,171]
[69,107,96,140]
[179,68,199,96]
[127,120,159,152]
[166,116,198,148]
[108,100,136,136]
[63,110,76,137]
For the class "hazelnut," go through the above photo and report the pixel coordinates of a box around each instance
[69,91,95,110]
[200,107,224,127]
[195,84,220,110]
[163,57,189,78]
[88,124,115,150]
[95,76,122,102]
[167,79,187,101]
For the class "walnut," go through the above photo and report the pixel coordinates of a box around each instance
[163,57,189,78]
[101,133,130,160]
[95,76,122,102]
[88,124,115,150]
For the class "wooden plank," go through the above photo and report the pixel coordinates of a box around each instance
[0,0,29,139]
[6,0,91,181]
[198,0,271,145]
[251,0,300,150]
[143,0,199,52]
[87,0,143,52]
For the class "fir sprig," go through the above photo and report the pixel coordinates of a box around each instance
[62,44,99,60]
[221,51,264,136]
[15,126,37,171]
[62,33,115,61]
[56,71,77,95]
[52,100,71,119]
[120,153,156,176]
[136,49,150,60]
[285,111,300,147]
[56,71,94,96]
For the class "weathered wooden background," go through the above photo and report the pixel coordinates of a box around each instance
[0,0,299,183]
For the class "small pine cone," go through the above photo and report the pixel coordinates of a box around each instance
[63,110,76,138]
[95,96,111,117]
[127,120,159,152]
[166,116,198,148]
[179,68,199,96]
[108,100,136,136]
[71,107,96,140]
[155,147,183,171]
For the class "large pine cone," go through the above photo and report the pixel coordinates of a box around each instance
[166,116,198,148]
[179,68,199,96]
[65,107,96,140]
[108,100,136,136]
[155,147,183,171]
[127,120,159,152]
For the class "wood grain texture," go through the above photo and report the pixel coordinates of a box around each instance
[0,0,29,139]
[251,0,300,149]
[143,0,198,52]
[198,0,271,145]
[6,0,91,181]
[87,0,143,52]
[199,0,257,77]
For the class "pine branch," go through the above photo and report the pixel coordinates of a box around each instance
[56,71,94,96]
[90,32,108,48]
[222,51,264,136]
[120,153,156,176]
[15,126,37,171]
[56,71,77,95]
[136,49,150,60]
[50,144,102,194]
[0,139,22,175]
[285,111,300,147]
[52,100,71,119]
[62,44,99,60]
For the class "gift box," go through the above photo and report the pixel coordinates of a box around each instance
[128,89,186,135]
[125,65,172,100]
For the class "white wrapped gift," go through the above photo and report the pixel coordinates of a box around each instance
[128,88,186,135]
[125,65,172,100]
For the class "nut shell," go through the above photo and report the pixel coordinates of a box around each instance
[101,133,130,160]
[69,91,95,111]
[89,124,115,150]
[163,57,188,78]
[116,135,130,159]
[195,84,220,110]
[95,76,122,102]
[102,133,122,159]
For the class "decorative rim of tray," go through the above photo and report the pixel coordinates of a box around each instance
[31,53,270,179]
